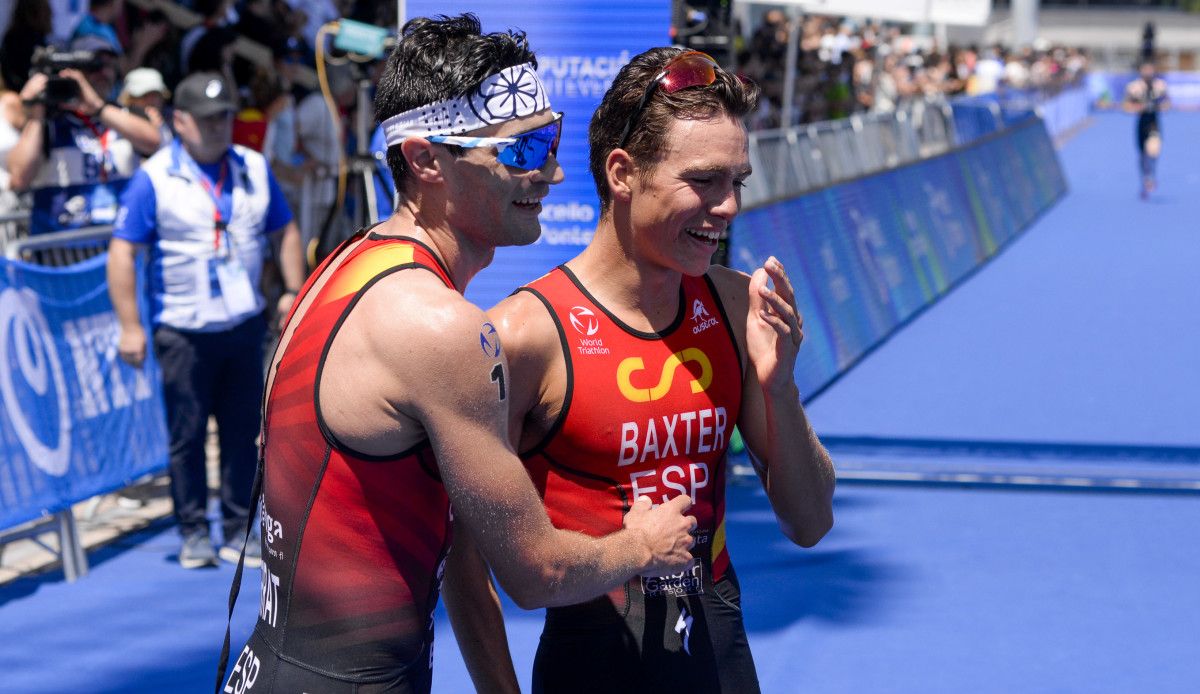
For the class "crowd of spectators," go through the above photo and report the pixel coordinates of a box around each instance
[736,10,1091,130]
[0,0,387,243]
[0,2,1096,238]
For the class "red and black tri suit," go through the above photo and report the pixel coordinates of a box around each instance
[226,232,455,694]
[519,265,761,694]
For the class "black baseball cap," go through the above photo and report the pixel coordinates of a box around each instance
[174,72,235,117]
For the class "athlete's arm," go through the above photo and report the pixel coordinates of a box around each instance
[442,520,520,694]
[339,274,696,609]
[711,262,835,547]
[490,290,566,452]
[1122,83,1146,114]
[437,290,567,690]
[1156,79,1170,111]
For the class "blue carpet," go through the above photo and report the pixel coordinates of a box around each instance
[3,484,1198,693]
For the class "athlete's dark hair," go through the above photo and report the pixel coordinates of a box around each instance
[588,47,759,216]
[375,14,537,198]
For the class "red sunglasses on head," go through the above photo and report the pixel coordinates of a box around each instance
[617,51,720,150]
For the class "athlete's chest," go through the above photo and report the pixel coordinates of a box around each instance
[551,298,742,474]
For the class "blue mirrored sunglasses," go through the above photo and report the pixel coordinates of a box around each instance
[427,113,563,171]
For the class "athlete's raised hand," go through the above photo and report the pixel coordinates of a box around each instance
[747,256,803,395]
[623,494,697,577]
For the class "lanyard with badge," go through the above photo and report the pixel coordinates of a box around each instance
[197,156,257,318]
[80,114,119,223]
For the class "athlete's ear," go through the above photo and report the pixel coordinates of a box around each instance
[401,138,443,184]
[607,148,636,204]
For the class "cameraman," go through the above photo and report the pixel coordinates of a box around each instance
[6,38,161,235]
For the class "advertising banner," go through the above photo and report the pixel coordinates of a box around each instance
[405,2,671,310]
[0,254,167,529]
[732,118,1065,398]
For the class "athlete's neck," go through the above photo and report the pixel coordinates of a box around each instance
[569,221,684,333]
[372,199,496,293]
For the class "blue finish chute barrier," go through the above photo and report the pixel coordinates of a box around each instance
[730,116,1067,400]
[950,84,1092,145]
[0,253,167,530]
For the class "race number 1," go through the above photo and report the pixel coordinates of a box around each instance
[490,363,506,402]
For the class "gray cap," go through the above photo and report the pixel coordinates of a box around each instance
[173,72,235,117]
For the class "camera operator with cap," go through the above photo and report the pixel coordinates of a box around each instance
[106,72,306,571]
[6,35,162,234]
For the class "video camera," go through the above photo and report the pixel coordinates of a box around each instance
[29,47,106,106]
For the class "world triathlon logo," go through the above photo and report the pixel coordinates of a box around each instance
[0,288,71,476]
[568,306,599,336]
[479,322,501,358]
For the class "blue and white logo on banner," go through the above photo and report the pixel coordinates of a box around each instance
[0,255,167,530]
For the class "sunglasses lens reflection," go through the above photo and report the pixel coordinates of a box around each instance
[661,54,717,93]
[496,117,563,171]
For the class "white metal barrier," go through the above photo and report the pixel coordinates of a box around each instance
[3,224,114,263]
[745,97,957,208]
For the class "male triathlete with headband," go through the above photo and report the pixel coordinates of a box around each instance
[220,17,697,694]
[462,47,836,693]
[1123,58,1169,200]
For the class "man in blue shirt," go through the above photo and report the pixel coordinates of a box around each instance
[106,72,307,569]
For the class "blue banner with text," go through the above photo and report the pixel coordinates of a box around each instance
[730,118,1067,398]
[0,254,167,530]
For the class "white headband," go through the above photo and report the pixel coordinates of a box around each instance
[381,63,551,146]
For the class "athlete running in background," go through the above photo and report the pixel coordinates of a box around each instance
[1123,59,1169,200]
[464,47,836,693]
[221,17,697,694]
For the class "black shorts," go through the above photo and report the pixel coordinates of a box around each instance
[532,566,760,694]
[1137,113,1160,150]
[221,628,432,694]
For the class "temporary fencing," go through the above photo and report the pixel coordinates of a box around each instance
[744,97,956,208]
[731,116,1067,399]
[0,227,167,580]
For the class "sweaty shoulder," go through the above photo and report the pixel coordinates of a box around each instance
[489,289,565,448]
[358,269,493,384]
[489,289,560,368]
[706,264,752,318]
[319,261,501,451]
